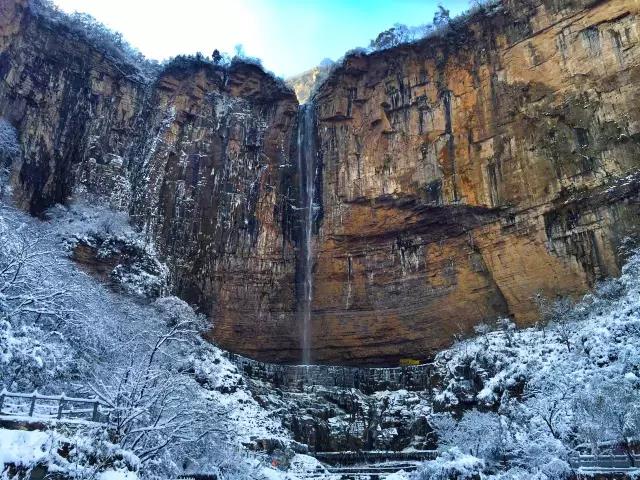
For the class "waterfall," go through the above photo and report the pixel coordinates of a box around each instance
[297,103,316,365]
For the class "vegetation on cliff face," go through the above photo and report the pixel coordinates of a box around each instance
[27,0,156,79]
[27,0,289,89]
[300,0,500,101]
[0,120,19,196]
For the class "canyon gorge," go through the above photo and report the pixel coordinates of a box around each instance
[1,0,640,366]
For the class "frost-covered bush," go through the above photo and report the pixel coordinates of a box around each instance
[427,247,640,478]
[48,202,169,297]
[0,319,73,391]
[231,44,263,68]
[367,2,502,53]
[154,295,204,328]
[412,448,484,480]
[47,201,133,241]
[160,51,287,94]
[161,53,218,75]
[109,244,168,297]
[0,209,79,391]
[573,373,640,460]
[368,23,427,51]
[431,411,504,462]
[0,427,140,479]
[0,119,19,197]
[0,119,19,159]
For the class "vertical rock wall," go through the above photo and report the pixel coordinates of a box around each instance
[309,0,640,364]
[138,64,301,356]
[0,0,303,358]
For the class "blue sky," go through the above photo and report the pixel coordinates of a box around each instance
[53,0,470,77]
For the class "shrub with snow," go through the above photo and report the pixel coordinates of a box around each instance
[426,247,640,478]
[413,448,484,480]
[0,120,19,159]
[28,0,158,79]
[0,427,139,480]
[431,410,504,462]
[0,119,19,197]
[48,201,169,297]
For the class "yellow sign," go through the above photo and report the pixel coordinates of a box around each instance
[399,358,421,366]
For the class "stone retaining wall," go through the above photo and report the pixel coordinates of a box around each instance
[226,353,433,392]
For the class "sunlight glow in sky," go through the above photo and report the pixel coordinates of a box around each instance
[52,0,469,77]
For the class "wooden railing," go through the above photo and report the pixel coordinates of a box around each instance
[0,389,107,423]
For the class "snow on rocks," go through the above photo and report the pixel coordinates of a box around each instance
[0,427,139,479]
[0,429,52,467]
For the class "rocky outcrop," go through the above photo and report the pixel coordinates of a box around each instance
[2,0,640,366]
[226,355,435,452]
[246,375,435,453]
[286,63,332,104]
[227,352,433,393]
[307,0,640,364]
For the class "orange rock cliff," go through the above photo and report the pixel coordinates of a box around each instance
[1,0,639,365]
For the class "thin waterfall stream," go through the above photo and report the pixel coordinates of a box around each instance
[297,103,316,365]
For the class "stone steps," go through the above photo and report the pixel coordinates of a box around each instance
[327,462,419,474]
[302,462,419,479]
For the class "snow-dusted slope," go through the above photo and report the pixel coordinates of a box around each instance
[0,200,293,479]
[406,247,640,479]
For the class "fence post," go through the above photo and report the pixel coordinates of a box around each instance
[92,401,99,422]
[0,389,5,415]
[57,395,65,420]
[29,391,37,417]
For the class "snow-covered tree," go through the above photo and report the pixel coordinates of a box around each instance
[0,119,19,198]
[368,23,434,52]
[0,229,74,326]
[0,119,19,158]
[432,410,505,462]
[433,5,451,28]
[523,375,574,441]
[0,211,76,391]
[0,203,269,478]
[412,448,484,480]
[573,375,640,464]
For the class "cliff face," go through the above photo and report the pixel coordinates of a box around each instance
[0,0,302,358]
[141,65,300,357]
[310,0,640,364]
[2,0,640,365]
